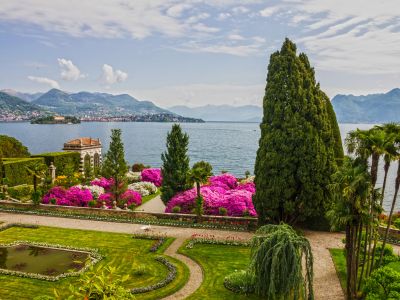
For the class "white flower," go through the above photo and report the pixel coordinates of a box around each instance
[75,185,105,198]
[126,171,141,183]
[128,181,157,197]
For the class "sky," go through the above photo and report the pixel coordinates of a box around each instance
[0,0,399,108]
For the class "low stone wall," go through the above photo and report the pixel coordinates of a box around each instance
[0,201,258,231]
[378,225,400,245]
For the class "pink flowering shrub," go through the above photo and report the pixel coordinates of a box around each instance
[165,173,257,217]
[90,177,114,190]
[141,168,162,187]
[98,190,142,209]
[42,186,67,204]
[42,186,93,207]
[209,173,238,190]
[65,187,93,207]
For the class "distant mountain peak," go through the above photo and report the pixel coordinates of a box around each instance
[332,88,400,123]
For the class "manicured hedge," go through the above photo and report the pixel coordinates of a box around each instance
[2,157,45,187]
[32,152,80,175]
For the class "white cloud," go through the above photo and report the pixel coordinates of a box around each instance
[57,58,85,81]
[259,6,281,17]
[166,3,192,17]
[186,13,210,24]
[101,64,128,85]
[133,83,264,107]
[28,76,60,89]
[217,12,231,20]
[232,6,249,14]
[282,0,400,74]
[192,23,220,33]
[228,34,245,40]
[0,1,259,39]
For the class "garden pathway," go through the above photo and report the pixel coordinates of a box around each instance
[162,238,203,300]
[135,194,166,213]
[0,212,360,300]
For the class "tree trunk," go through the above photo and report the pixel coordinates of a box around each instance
[380,160,391,205]
[33,175,37,193]
[378,161,400,267]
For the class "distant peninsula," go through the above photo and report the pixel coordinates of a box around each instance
[31,115,80,124]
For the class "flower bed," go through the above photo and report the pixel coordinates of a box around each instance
[141,168,162,187]
[42,177,144,209]
[130,256,177,294]
[165,173,257,217]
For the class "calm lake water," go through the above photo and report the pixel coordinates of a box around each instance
[0,122,398,211]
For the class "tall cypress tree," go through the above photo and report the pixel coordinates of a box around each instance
[253,38,338,225]
[161,124,191,204]
[101,129,128,202]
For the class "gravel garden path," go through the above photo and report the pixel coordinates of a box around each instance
[0,212,355,299]
[135,194,166,213]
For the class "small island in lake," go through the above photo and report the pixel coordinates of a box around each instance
[31,115,81,124]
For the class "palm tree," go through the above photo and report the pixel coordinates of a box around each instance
[346,128,386,276]
[373,123,400,203]
[188,161,213,217]
[327,157,372,299]
[26,162,46,193]
[378,128,400,267]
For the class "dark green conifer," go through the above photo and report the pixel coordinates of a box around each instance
[101,129,128,202]
[253,38,338,225]
[161,124,191,204]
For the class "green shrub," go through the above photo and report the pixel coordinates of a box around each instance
[0,135,30,157]
[364,266,400,299]
[172,206,181,213]
[132,163,150,172]
[7,184,34,200]
[394,218,400,229]
[31,191,42,205]
[32,152,80,176]
[88,200,97,208]
[2,157,45,187]
[219,207,227,216]
[224,270,255,294]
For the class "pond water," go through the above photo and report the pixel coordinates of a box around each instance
[0,244,89,276]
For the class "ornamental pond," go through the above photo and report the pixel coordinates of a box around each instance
[0,244,89,277]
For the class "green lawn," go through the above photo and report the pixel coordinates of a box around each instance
[330,248,347,292]
[0,226,189,300]
[179,242,261,300]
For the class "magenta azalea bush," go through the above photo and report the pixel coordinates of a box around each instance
[90,177,114,190]
[141,168,162,187]
[42,186,93,207]
[165,173,257,217]
[98,190,142,209]
[209,173,238,190]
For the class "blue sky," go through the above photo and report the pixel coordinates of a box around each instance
[0,0,399,108]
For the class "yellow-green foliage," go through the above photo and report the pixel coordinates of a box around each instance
[2,157,45,187]
[32,152,80,175]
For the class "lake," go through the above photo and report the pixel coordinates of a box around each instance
[0,122,398,211]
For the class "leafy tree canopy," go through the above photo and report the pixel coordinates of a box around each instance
[0,135,30,158]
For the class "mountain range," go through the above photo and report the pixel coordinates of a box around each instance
[2,88,400,123]
[30,88,169,116]
[331,88,400,123]
[0,91,46,120]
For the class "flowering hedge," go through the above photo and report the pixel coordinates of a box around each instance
[141,168,162,187]
[165,173,257,217]
[90,177,114,190]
